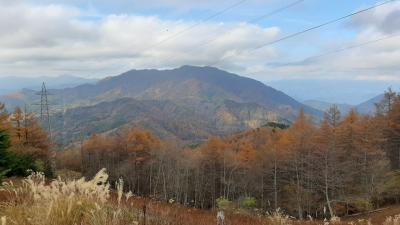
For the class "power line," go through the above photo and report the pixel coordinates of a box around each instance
[208,0,398,67]
[166,0,305,63]
[142,0,249,51]
[254,0,397,50]
[248,0,304,24]
[274,33,400,67]
[199,0,305,49]
[302,33,400,62]
[119,0,250,72]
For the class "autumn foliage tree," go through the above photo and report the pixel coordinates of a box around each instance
[0,104,53,177]
[71,89,400,218]
[386,96,400,169]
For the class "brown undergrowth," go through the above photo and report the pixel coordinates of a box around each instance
[1,169,399,225]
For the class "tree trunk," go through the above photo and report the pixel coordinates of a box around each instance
[274,155,278,210]
[325,152,334,218]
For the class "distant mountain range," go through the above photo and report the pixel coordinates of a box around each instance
[0,66,321,144]
[0,75,97,95]
[303,100,354,115]
[356,94,384,114]
[303,93,386,115]
[268,79,398,105]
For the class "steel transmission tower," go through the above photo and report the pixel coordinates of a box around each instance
[38,82,52,140]
[32,82,57,172]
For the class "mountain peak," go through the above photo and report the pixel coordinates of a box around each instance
[177,65,221,72]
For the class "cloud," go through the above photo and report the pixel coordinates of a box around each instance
[260,33,400,81]
[0,1,281,77]
[254,1,400,82]
[351,1,400,34]
[0,3,92,48]
[17,0,278,12]
[0,0,398,83]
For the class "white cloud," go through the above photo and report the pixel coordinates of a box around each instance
[0,0,399,83]
[256,1,400,82]
[351,1,400,34]
[0,2,280,77]
[15,0,278,12]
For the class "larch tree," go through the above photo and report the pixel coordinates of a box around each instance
[387,98,400,170]
[10,107,24,143]
[199,137,227,208]
[314,120,336,218]
[284,109,316,219]
[317,105,342,217]
[376,88,399,116]
[0,103,11,132]
[125,128,160,194]
[355,115,388,200]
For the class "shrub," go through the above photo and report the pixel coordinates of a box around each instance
[55,169,82,181]
[381,171,400,202]
[353,198,373,212]
[216,197,233,210]
[0,170,8,185]
[34,159,46,173]
[239,196,257,209]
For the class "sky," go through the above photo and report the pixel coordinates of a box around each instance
[0,0,399,82]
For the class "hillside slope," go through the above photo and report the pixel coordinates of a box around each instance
[51,98,282,144]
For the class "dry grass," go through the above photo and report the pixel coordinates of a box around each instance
[0,169,137,225]
[341,207,400,225]
[0,169,399,225]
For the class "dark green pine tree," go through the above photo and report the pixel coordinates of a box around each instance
[0,129,11,181]
[0,129,38,179]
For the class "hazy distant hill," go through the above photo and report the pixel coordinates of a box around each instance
[268,79,397,105]
[1,66,323,144]
[304,95,386,116]
[356,94,384,114]
[303,100,354,115]
[0,75,97,95]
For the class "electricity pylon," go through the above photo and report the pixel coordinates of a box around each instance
[37,82,52,140]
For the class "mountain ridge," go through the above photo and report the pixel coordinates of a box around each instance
[0,66,323,144]
[60,66,321,116]
[0,75,97,95]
